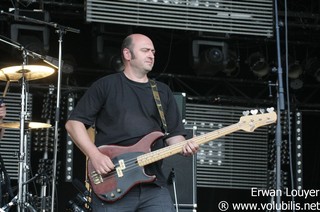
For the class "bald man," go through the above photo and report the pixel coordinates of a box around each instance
[66,34,198,212]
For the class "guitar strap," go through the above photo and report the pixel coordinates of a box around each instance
[149,79,168,135]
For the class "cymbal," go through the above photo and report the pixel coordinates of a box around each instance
[0,122,52,129]
[0,65,55,81]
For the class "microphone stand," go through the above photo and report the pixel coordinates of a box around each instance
[49,22,79,212]
[50,28,64,212]
[274,1,285,211]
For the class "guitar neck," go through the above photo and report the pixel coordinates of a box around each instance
[137,122,240,166]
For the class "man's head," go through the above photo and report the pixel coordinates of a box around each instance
[121,34,155,74]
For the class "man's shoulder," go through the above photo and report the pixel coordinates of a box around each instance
[95,72,123,84]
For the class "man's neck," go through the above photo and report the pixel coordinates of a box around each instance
[123,70,149,83]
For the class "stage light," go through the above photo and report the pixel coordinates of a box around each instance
[204,47,224,64]
[305,57,320,82]
[61,54,77,74]
[290,79,303,90]
[247,52,269,78]
[94,35,123,72]
[283,55,303,89]
[65,93,75,182]
[189,0,199,7]
[294,111,303,190]
[288,60,303,79]
[192,40,238,76]
[222,50,239,77]
[105,49,123,72]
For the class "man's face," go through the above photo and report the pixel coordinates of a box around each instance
[129,37,155,73]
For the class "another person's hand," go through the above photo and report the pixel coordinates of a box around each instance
[0,103,6,120]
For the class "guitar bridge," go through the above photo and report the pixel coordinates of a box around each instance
[91,171,103,185]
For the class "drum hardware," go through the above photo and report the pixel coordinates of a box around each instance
[0,122,51,129]
[0,65,54,82]
[0,153,14,209]
[0,71,52,212]
[1,10,80,212]
[0,37,54,212]
[0,73,48,212]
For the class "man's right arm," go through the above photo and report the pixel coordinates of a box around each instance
[65,120,115,175]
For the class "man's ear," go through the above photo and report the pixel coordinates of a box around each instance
[123,48,131,60]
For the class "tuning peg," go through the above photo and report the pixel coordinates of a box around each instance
[267,107,274,113]
[259,108,266,114]
[242,110,250,116]
[250,109,258,115]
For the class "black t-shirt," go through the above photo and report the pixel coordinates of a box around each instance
[68,72,186,185]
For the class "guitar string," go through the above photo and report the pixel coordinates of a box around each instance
[96,123,240,182]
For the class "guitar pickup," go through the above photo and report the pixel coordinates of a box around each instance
[119,159,126,169]
[91,171,103,185]
[116,167,123,177]
[115,159,125,177]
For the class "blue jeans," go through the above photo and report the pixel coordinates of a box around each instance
[91,183,175,212]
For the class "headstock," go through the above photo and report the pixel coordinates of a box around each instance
[239,107,277,132]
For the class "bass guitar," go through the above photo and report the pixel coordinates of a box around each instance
[87,108,277,202]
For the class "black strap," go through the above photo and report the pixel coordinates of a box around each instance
[150,79,168,135]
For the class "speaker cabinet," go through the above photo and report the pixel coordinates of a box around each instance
[162,128,197,211]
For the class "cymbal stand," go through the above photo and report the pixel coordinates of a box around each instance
[0,48,38,212]
[0,35,37,212]
[16,51,36,212]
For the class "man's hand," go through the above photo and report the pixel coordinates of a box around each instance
[181,140,199,156]
[90,151,115,175]
[166,135,199,157]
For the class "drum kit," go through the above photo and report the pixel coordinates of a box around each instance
[0,9,80,212]
[0,64,54,212]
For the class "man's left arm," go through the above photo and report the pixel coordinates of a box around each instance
[166,135,199,156]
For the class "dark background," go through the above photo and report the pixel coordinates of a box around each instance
[1,0,320,211]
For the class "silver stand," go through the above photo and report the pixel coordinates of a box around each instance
[50,30,63,212]
[0,41,41,212]
[274,1,286,211]
[17,57,36,212]
[169,169,179,212]
[51,25,79,212]
[17,77,27,211]
[0,67,38,212]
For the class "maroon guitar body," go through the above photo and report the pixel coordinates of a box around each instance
[87,131,164,203]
